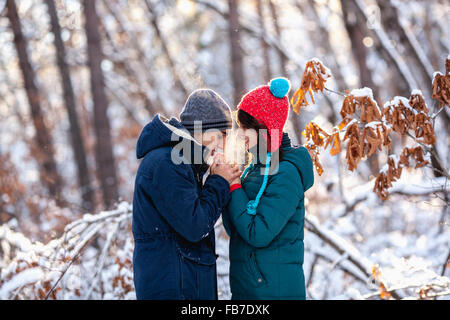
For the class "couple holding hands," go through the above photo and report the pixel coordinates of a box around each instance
[132,78,314,300]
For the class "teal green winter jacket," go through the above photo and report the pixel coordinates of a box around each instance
[223,132,314,300]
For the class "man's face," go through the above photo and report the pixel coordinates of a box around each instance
[196,130,227,162]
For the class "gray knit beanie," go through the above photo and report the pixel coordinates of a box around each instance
[180,89,233,132]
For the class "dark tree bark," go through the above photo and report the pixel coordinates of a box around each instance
[227,0,246,107]
[256,0,272,82]
[83,0,119,209]
[349,0,411,97]
[6,0,64,204]
[45,0,94,211]
[341,0,380,101]
[341,0,380,174]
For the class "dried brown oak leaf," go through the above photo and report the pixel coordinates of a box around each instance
[399,146,429,169]
[373,172,390,200]
[291,58,331,114]
[373,155,402,200]
[302,121,328,147]
[303,121,342,156]
[431,58,450,107]
[302,122,329,175]
[373,146,428,200]
[303,143,324,176]
[360,126,383,157]
[341,88,381,123]
[371,264,392,299]
[382,97,416,134]
[343,121,363,171]
[324,130,341,156]
[409,93,436,145]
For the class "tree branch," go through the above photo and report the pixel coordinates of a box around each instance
[305,216,403,299]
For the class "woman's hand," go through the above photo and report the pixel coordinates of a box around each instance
[210,156,241,185]
[229,164,242,185]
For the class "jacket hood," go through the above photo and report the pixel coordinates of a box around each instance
[280,133,315,192]
[136,114,203,160]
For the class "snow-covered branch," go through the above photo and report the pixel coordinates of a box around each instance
[0,202,134,300]
[305,215,372,279]
[305,215,405,299]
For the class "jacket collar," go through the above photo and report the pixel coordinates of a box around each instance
[159,115,209,176]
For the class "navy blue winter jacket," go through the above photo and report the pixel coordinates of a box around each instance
[132,114,231,300]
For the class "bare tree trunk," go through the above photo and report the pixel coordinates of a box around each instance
[144,0,189,98]
[102,0,164,116]
[350,0,417,95]
[267,0,303,144]
[45,0,94,211]
[301,0,348,91]
[256,0,272,82]
[6,0,64,204]
[341,1,380,101]
[227,0,246,107]
[377,0,433,86]
[83,0,119,209]
[341,0,380,174]
[98,20,143,125]
[423,2,440,71]
[268,0,287,76]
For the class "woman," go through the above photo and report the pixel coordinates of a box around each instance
[222,78,314,300]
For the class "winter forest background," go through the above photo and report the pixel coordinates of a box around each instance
[0,0,449,300]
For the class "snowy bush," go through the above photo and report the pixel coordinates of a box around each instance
[0,202,134,300]
[1,197,448,300]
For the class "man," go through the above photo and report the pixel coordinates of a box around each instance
[132,89,240,300]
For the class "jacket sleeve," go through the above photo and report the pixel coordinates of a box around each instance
[227,162,303,248]
[143,158,230,243]
[222,205,233,237]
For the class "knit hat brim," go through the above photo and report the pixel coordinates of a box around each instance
[181,118,233,132]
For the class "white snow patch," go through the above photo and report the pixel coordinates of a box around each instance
[433,71,443,79]
[365,121,382,130]
[0,268,44,299]
[309,57,332,77]
[350,87,374,99]
[388,154,400,167]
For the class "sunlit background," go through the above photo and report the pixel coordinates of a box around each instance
[0,0,448,300]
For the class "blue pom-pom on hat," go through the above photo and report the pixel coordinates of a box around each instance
[269,77,291,98]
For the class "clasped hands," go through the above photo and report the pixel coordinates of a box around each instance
[210,153,242,186]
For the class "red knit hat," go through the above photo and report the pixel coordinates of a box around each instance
[237,78,291,152]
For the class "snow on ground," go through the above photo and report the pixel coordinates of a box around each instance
[1,169,448,301]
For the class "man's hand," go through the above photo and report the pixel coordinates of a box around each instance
[210,154,241,185]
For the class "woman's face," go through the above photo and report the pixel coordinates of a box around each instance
[237,127,258,151]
